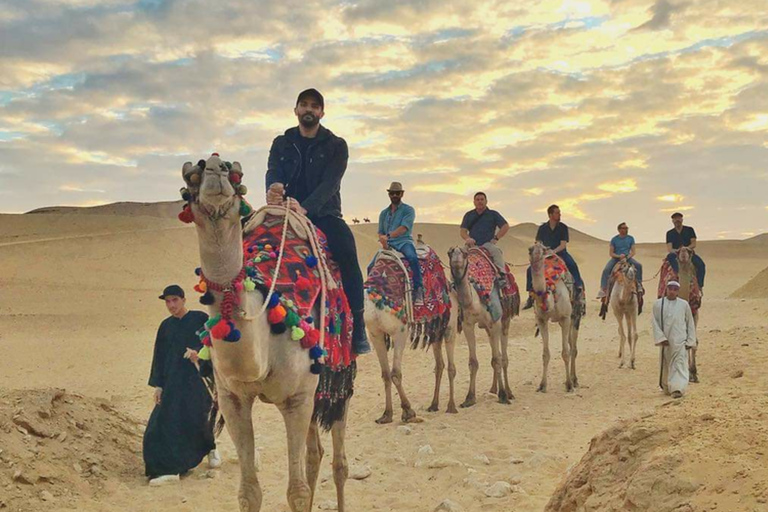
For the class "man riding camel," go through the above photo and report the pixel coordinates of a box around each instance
[598,222,644,302]
[460,192,510,283]
[265,88,371,355]
[524,204,584,309]
[373,182,424,305]
[666,212,706,290]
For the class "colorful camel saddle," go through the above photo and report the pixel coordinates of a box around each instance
[243,211,355,430]
[657,257,702,314]
[532,253,570,313]
[466,247,520,321]
[365,244,452,348]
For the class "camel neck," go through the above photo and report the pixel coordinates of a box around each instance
[531,260,547,292]
[196,216,244,285]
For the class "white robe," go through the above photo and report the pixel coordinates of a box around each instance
[651,297,697,395]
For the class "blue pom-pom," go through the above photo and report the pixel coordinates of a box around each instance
[310,362,323,375]
[268,294,281,308]
[200,291,215,305]
[305,316,314,324]
[306,255,318,268]
[195,267,202,276]
[270,322,287,334]
[225,329,241,342]
[309,346,323,359]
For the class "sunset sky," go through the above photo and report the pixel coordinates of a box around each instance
[1,0,767,240]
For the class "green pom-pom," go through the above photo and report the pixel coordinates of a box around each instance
[285,310,301,328]
[198,346,211,361]
[244,279,256,292]
[205,314,222,329]
[291,326,305,341]
[239,200,252,216]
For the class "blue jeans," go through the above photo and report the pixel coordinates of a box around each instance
[666,252,705,288]
[368,242,422,290]
[526,250,583,291]
[600,258,643,291]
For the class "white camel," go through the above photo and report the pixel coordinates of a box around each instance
[448,246,514,406]
[366,249,459,424]
[528,242,583,393]
[182,155,350,512]
[610,262,639,369]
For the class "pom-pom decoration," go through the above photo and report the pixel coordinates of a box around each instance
[291,326,305,341]
[178,205,195,224]
[309,346,324,360]
[200,291,215,305]
[195,267,202,276]
[305,255,318,268]
[225,328,241,342]
[198,346,211,361]
[310,362,323,375]
[285,310,301,328]
[210,320,231,340]
[270,322,287,334]
[244,279,256,292]
[267,293,281,308]
[229,172,242,184]
[205,314,222,329]
[239,199,252,217]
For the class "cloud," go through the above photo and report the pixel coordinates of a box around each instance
[657,194,685,202]
[633,0,684,32]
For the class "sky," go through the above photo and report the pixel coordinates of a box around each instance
[1,0,767,241]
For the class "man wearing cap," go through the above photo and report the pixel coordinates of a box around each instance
[374,182,423,304]
[460,192,510,280]
[597,222,644,302]
[651,280,697,398]
[265,88,371,355]
[143,285,220,486]
[666,212,706,289]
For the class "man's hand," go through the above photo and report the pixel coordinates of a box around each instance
[154,387,162,405]
[378,234,389,249]
[619,254,627,261]
[659,340,669,346]
[491,237,499,245]
[267,183,285,205]
[184,348,200,364]
[465,238,476,247]
[287,200,307,216]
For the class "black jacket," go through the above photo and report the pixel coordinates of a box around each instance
[266,125,348,218]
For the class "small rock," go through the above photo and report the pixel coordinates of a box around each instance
[474,454,490,465]
[730,370,744,379]
[434,498,464,511]
[198,470,218,479]
[57,432,68,442]
[13,470,34,485]
[348,465,371,480]
[418,445,434,456]
[318,500,338,510]
[90,465,103,477]
[427,458,461,469]
[700,413,715,422]
[397,426,412,435]
[508,473,522,485]
[510,457,524,465]
[73,463,83,473]
[40,490,54,502]
[485,481,513,498]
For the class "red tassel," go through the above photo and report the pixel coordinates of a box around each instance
[178,205,194,224]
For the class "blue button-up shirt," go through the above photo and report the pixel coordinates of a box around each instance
[378,203,415,251]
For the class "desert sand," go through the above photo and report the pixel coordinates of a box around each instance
[1,206,767,512]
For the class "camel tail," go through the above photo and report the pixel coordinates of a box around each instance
[312,361,357,431]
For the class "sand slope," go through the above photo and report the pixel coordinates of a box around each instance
[0,208,767,512]
[730,266,768,299]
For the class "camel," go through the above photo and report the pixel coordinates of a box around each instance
[352,218,360,224]
[677,246,700,382]
[609,262,639,369]
[366,246,459,424]
[528,242,584,392]
[363,217,371,223]
[448,246,514,406]
[181,155,350,512]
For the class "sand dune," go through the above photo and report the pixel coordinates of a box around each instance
[1,208,767,512]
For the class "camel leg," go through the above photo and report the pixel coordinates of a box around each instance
[218,390,262,512]
[331,404,350,512]
[561,317,573,392]
[488,322,509,404]
[537,319,550,393]
[276,395,314,512]
[444,333,458,414]
[569,317,579,388]
[370,328,394,424]
[629,311,638,370]
[428,340,445,412]
[690,314,699,382]
[615,307,626,368]
[306,421,323,510]
[499,321,514,400]
[391,331,417,423]
[461,325,479,408]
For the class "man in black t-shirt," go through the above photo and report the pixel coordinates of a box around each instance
[523,204,584,309]
[665,212,705,288]
[460,192,510,278]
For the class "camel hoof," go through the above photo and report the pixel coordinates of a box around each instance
[460,398,476,408]
[402,410,421,423]
[630,362,636,370]
[537,384,547,393]
[619,361,625,369]
[565,383,574,392]
[426,404,439,413]
[375,414,393,425]
[690,373,699,383]
[571,379,579,388]
[446,404,458,414]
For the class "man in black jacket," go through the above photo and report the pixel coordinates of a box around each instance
[265,88,371,354]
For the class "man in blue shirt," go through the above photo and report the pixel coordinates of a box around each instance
[598,222,644,301]
[460,192,510,280]
[374,182,424,304]
[523,204,584,309]
[665,212,705,289]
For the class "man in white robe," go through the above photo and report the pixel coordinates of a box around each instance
[651,281,697,398]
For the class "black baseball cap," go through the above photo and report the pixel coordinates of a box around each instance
[671,212,684,219]
[159,284,185,300]
[296,88,324,109]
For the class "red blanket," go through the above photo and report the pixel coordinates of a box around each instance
[466,248,520,315]
[657,259,702,314]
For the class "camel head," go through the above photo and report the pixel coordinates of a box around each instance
[623,262,636,283]
[448,246,469,282]
[678,246,692,264]
[181,154,245,223]
[528,242,547,271]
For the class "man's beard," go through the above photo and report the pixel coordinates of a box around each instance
[299,112,319,128]
[390,197,402,205]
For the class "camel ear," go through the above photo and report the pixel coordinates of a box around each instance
[182,161,202,188]
[231,161,242,174]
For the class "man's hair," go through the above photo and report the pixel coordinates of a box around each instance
[671,212,683,219]
[547,204,559,215]
[617,222,628,230]
[296,88,324,109]
[474,192,487,200]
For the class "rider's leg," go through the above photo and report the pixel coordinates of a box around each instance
[560,250,584,290]
[692,254,705,288]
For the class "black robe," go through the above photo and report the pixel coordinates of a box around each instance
[143,310,215,478]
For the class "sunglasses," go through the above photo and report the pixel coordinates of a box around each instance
[388,191,403,196]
